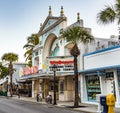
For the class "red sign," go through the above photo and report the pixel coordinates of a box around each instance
[23,66,38,75]
[50,60,74,65]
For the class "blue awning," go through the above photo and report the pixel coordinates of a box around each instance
[79,65,120,74]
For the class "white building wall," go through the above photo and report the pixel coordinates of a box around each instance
[59,38,65,56]
[39,48,43,70]
[84,47,120,70]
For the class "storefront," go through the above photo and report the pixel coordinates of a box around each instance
[17,80,32,97]
[82,45,120,107]
[19,66,39,97]
[41,56,75,101]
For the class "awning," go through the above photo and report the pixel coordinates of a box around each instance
[79,65,120,73]
[20,71,74,80]
[16,79,26,83]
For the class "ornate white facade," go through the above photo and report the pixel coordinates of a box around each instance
[20,7,120,106]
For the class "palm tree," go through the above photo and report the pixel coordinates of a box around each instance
[61,26,94,107]
[97,0,120,25]
[23,34,39,67]
[1,52,18,97]
[0,64,9,79]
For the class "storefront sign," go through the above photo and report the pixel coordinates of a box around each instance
[23,66,38,75]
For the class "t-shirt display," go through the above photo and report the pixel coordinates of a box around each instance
[86,75,101,101]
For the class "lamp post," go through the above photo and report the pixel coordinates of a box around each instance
[50,64,57,105]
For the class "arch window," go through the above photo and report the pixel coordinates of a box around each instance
[50,39,59,56]
[51,43,59,56]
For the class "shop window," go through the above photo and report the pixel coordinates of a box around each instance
[105,72,114,80]
[85,75,101,101]
[60,81,64,94]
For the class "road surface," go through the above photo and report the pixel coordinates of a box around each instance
[0,97,87,113]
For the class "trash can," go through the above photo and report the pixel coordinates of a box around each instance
[100,96,108,113]
[96,94,105,112]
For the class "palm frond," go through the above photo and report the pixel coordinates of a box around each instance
[23,33,39,62]
[61,26,94,45]
[1,53,18,63]
[97,5,116,24]
[23,44,35,49]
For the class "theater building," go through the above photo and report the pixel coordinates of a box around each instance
[20,6,119,103]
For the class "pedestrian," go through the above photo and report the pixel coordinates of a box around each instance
[46,94,50,103]
[49,95,52,104]
[16,86,20,98]
[39,93,42,102]
[18,88,20,98]
[36,93,40,102]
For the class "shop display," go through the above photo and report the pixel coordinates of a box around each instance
[86,75,101,101]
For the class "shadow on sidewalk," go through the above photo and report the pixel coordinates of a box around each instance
[64,105,87,108]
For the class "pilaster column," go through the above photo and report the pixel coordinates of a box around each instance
[39,79,43,98]
[32,80,35,98]
[113,69,120,106]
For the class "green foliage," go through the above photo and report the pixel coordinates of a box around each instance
[27,60,32,67]
[97,0,120,25]
[23,34,39,62]
[97,6,116,24]
[0,64,9,79]
[61,26,94,45]
[1,52,18,63]
[0,90,7,96]
[1,52,18,97]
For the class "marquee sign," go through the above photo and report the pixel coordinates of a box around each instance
[50,60,74,65]
[47,56,74,72]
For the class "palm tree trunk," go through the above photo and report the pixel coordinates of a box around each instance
[74,56,79,107]
[10,74,13,97]
[9,63,13,97]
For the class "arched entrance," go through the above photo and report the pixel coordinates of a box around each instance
[43,33,59,99]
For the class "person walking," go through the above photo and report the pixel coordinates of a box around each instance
[36,93,40,102]
[16,85,20,98]
[36,92,42,102]
[46,94,50,103]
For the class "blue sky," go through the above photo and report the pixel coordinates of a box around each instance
[0,0,117,62]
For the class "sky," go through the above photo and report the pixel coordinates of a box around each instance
[0,0,118,62]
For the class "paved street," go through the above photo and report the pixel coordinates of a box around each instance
[0,97,87,113]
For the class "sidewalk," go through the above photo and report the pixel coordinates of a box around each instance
[12,96,120,113]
